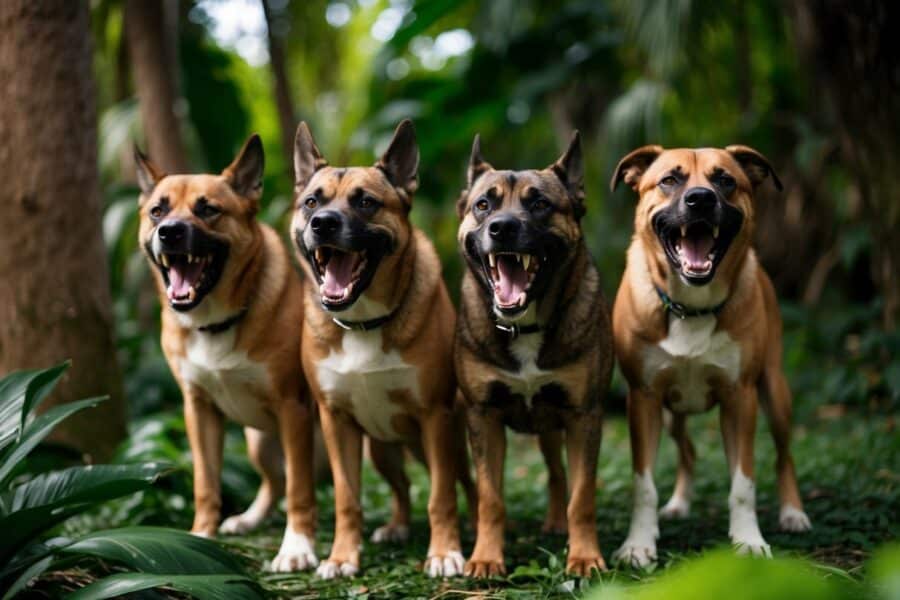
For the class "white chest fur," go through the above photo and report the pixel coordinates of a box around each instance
[315,330,420,441]
[500,332,553,406]
[179,329,276,431]
[641,315,741,413]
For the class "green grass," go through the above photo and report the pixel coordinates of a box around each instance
[199,412,899,598]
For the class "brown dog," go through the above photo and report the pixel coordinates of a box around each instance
[135,136,318,572]
[290,120,474,578]
[455,133,613,577]
[609,145,811,567]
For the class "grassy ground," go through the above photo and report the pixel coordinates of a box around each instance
[201,411,899,599]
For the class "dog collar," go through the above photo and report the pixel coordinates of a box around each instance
[494,321,542,340]
[655,287,726,319]
[332,310,397,332]
[197,308,248,334]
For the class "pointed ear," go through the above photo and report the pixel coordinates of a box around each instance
[294,121,327,190]
[376,119,419,197]
[551,130,585,217]
[726,145,783,191]
[134,145,165,199]
[223,134,265,199]
[467,134,492,187]
[610,145,664,193]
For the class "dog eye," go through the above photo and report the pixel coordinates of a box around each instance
[357,195,378,210]
[531,199,550,212]
[149,205,164,219]
[474,198,490,212]
[660,175,679,186]
[194,202,221,219]
[718,174,736,189]
[304,196,318,209]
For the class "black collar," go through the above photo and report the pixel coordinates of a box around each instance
[332,310,397,332]
[494,320,542,340]
[656,287,727,319]
[197,308,248,334]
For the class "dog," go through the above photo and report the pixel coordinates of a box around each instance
[135,136,318,572]
[609,145,812,567]
[454,132,613,577]
[290,119,475,579]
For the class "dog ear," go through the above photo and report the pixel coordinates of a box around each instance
[551,130,585,218]
[376,119,419,197]
[133,145,165,199]
[467,134,493,187]
[726,145,783,191]
[294,121,327,190]
[223,134,265,200]
[610,145,663,193]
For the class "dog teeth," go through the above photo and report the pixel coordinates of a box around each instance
[522,254,531,270]
[160,254,169,268]
[713,226,720,239]
[488,252,496,268]
[187,286,196,302]
[680,225,687,238]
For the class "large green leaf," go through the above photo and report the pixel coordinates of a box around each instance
[0,397,105,486]
[0,362,69,453]
[67,573,264,600]
[63,527,248,575]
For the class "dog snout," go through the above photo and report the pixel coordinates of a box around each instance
[158,220,189,246]
[310,210,342,237]
[487,215,521,243]
[683,187,717,212]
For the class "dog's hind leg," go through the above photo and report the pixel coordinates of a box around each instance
[368,439,411,543]
[220,427,284,535]
[659,411,694,519]
[537,429,568,534]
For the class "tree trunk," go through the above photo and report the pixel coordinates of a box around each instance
[125,0,189,174]
[262,0,298,175]
[0,1,126,461]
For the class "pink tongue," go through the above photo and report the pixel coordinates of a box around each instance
[495,256,527,305]
[323,252,358,297]
[167,260,204,300]
[682,234,714,269]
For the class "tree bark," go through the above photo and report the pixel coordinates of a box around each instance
[125,0,189,174]
[262,0,298,175]
[0,1,126,461]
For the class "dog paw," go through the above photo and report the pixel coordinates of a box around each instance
[566,555,607,577]
[268,531,318,573]
[424,551,465,577]
[370,523,409,543]
[659,496,691,520]
[463,558,506,578]
[316,559,359,579]
[219,515,260,535]
[189,529,215,539]
[612,540,657,569]
[732,537,772,558]
[779,506,812,532]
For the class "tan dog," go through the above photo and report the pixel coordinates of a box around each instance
[135,136,318,572]
[455,133,613,577]
[609,145,811,567]
[290,120,474,579]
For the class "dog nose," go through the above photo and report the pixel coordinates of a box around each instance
[488,216,521,242]
[158,221,187,244]
[310,211,341,236]
[683,187,717,211]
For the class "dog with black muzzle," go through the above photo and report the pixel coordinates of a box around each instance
[454,132,614,577]
[290,119,475,579]
[609,145,812,568]
[135,136,319,572]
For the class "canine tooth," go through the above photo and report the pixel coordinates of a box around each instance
[488,253,496,268]
[518,294,527,307]
[713,226,720,239]
[680,225,687,237]
[187,286,196,302]
[515,253,522,264]
[522,254,531,270]
[160,254,169,268]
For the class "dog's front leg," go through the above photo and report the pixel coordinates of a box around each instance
[184,389,224,537]
[463,406,507,578]
[421,406,464,577]
[564,405,606,576]
[316,404,363,579]
[270,393,318,572]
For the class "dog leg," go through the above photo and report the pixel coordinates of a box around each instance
[453,396,478,530]
[721,384,771,557]
[220,427,283,535]
[613,389,661,569]
[184,390,224,538]
[762,367,811,532]
[368,439,411,544]
[270,394,318,572]
[537,430,567,534]
[564,408,606,576]
[316,404,363,579]
[421,408,465,577]
[463,408,507,578]
[659,412,694,519]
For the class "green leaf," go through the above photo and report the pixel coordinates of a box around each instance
[0,397,105,486]
[63,527,248,575]
[67,572,264,600]
[0,362,69,453]
[1,554,53,600]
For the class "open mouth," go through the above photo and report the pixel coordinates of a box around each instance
[155,246,227,311]
[657,218,736,284]
[311,245,376,310]
[484,252,539,313]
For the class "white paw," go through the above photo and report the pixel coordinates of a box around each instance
[612,540,657,569]
[659,496,691,519]
[316,560,358,579]
[371,524,409,543]
[267,529,318,573]
[424,551,465,578]
[733,537,772,558]
[190,530,213,539]
[779,505,812,532]
[219,515,258,535]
